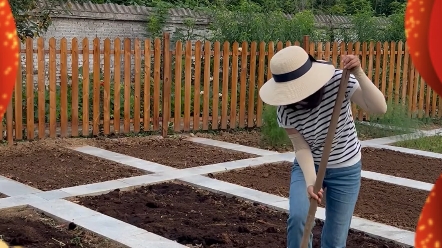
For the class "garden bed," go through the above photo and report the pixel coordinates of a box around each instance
[195,123,406,153]
[392,135,442,154]
[76,183,407,248]
[0,142,144,191]
[0,207,122,248]
[361,147,442,183]
[213,162,426,231]
[93,136,257,169]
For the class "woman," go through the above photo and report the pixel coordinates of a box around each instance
[259,46,387,248]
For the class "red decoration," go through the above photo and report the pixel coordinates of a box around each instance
[405,0,442,97]
[415,176,442,247]
[429,0,442,84]
[0,0,19,122]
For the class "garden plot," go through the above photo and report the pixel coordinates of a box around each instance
[0,142,144,191]
[0,206,123,248]
[75,182,406,248]
[194,123,408,153]
[92,136,257,169]
[361,147,442,183]
[212,162,426,231]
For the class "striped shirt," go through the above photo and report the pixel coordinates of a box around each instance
[277,69,361,168]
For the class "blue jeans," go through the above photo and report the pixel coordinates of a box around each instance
[287,160,361,248]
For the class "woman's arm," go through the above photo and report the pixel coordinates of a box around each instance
[350,67,387,114]
[342,55,387,114]
[285,128,316,188]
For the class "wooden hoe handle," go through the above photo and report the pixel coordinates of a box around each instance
[299,69,351,248]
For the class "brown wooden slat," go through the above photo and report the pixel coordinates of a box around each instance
[103,38,111,135]
[71,38,79,137]
[114,38,121,133]
[123,38,131,133]
[230,42,239,129]
[82,38,90,136]
[133,39,141,133]
[153,38,161,131]
[239,41,248,128]
[183,40,192,131]
[202,41,211,131]
[193,41,202,131]
[143,39,151,131]
[221,42,230,130]
[248,41,257,128]
[256,42,265,127]
[60,38,68,137]
[26,37,34,139]
[49,38,57,138]
[212,42,220,130]
[174,40,183,132]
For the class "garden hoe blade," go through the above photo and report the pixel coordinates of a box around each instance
[299,69,351,248]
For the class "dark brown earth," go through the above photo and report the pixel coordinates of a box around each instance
[213,162,426,231]
[0,207,123,248]
[195,124,406,153]
[0,142,144,191]
[77,182,409,248]
[362,147,442,183]
[93,136,257,169]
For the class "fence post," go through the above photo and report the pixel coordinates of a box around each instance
[303,35,310,52]
[162,33,172,137]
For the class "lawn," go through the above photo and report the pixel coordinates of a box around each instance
[393,134,442,153]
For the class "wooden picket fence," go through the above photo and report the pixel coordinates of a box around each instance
[1,33,440,144]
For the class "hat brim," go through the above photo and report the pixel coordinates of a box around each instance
[259,62,336,106]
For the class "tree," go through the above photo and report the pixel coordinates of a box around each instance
[10,0,88,41]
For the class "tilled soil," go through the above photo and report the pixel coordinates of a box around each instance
[0,207,123,248]
[213,162,426,231]
[0,142,144,191]
[194,124,404,153]
[362,147,442,183]
[77,183,408,248]
[93,136,257,169]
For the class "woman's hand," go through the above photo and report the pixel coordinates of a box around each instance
[307,185,324,204]
[342,55,361,70]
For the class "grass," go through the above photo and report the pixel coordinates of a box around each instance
[393,134,442,153]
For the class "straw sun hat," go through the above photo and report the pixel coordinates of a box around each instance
[259,45,336,106]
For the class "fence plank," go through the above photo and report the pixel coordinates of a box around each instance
[332,42,338,67]
[408,61,415,115]
[162,33,171,136]
[374,42,382,89]
[381,42,388,96]
[431,88,437,118]
[387,42,396,103]
[26,37,34,139]
[425,81,431,117]
[317,42,323,60]
[6,99,12,144]
[82,38,90,136]
[267,41,274,81]
[202,41,211,130]
[60,38,68,137]
[183,40,192,131]
[221,42,230,129]
[71,38,79,137]
[309,42,315,57]
[14,60,22,140]
[123,38,131,133]
[402,43,410,104]
[394,41,403,105]
[239,42,248,128]
[174,40,183,132]
[103,38,111,135]
[193,41,202,130]
[114,38,121,133]
[49,38,57,138]
[324,42,331,61]
[134,39,141,133]
[339,42,346,68]
[37,38,46,138]
[277,41,283,52]
[153,38,161,131]
[143,40,151,131]
[230,42,239,129]
[256,42,265,127]
[413,69,419,115]
[212,42,220,130]
[248,41,257,128]
[93,38,101,135]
